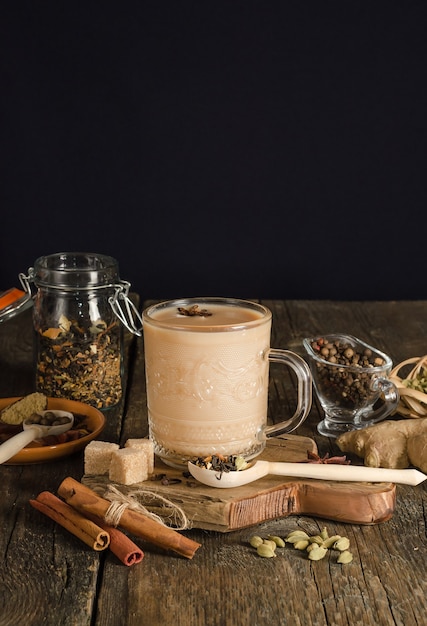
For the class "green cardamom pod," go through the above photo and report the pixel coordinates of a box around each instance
[263,539,277,551]
[294,540,310,550]
[286,529,309,538]
[306,543,320,553]
[334,537,350,551]
[235,456,248,471]
[257,544,276,558]
[268,535,285,548]
[249,535,264,548]
[320,526,329,541]
[337,550,353,564]
[286,532,310,543]
[309,535,324,545]
[308,546,328,561]
[323,535,342,549]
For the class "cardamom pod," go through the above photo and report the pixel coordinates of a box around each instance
[337,550,353,564]
[263,539,277,551]
[306,543,320,553]
[257,543,276,558]
[334,537,350,551]
[322,535,342,549]
[286,532,310,543]
[320,526,329,541]
[268,535,285,548]
[294,540,310,550]
[309,535,324,545]
[249,535,264,548]
[286,529,309,538]
[308,546,328,561]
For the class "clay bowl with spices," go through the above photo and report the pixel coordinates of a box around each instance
[0,397,105,464]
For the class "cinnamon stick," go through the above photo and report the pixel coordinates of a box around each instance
[30,491,110,551]
[57,477,201,559]
[85,512,144,566]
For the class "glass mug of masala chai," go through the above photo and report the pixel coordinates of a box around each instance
[142,297,313,468]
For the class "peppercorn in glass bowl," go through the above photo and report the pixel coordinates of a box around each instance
[303,334,399,438]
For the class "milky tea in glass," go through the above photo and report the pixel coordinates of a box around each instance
[143,298,312,468]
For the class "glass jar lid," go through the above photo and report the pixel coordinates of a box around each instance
[31,252,120,289]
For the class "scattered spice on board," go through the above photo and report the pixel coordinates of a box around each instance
[36,315,122,409]
[301,451,351,465]
[149,473,182,486]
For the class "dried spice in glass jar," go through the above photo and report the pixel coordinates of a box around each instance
[19,252,142,410]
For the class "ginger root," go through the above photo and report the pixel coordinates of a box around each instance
[336,418,427,471]
[407,435,427,474]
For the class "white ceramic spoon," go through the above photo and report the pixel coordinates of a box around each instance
[0,410,74,464]
[188,459,427,488]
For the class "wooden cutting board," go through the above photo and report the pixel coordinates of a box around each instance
[82,434,396,532]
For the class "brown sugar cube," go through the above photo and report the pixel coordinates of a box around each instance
[109,448,149,485]
[124,438,155,473]
[84,440,120,475]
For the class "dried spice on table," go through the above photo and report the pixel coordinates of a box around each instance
[301,450,351,464]
[36,316,122,409]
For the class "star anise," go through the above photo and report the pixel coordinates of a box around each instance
[177,305,212,317]
[301,450,351,465]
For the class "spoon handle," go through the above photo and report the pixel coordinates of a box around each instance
[267,462,427,486]
[0,427,41,464]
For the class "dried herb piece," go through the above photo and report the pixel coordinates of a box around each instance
[149,473,167,481]
[160,477,182,486]
[177,305,212,317]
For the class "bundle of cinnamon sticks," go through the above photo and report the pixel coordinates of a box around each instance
[30,477,201,565]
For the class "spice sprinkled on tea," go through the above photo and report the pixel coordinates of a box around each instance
[177,305,212,317]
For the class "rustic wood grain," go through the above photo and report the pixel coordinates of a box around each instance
[1,299,427,626]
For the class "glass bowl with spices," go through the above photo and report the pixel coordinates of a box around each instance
[303,333,399,438]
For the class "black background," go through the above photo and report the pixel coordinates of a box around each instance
[1,2,426,302]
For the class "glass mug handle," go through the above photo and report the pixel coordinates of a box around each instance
[360,376,399,425]
[263,348,313,437]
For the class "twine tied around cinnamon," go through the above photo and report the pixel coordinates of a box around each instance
[57,477,202,559]
[98,483,191,531]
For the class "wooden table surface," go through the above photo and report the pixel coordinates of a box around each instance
[1,299,427,626]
